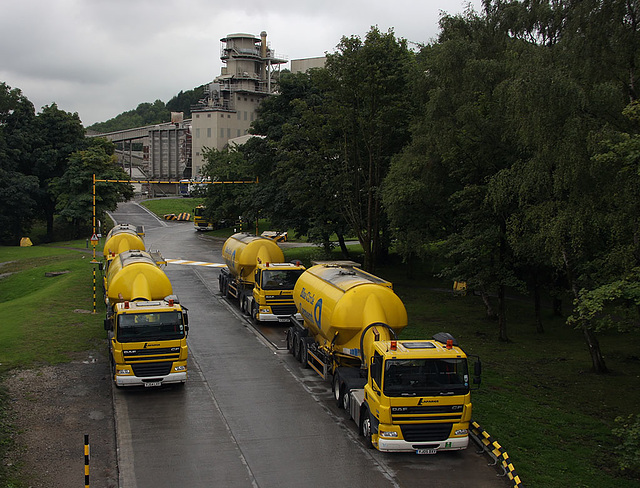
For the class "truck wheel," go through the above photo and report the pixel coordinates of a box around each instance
[286,329,294,353]
[333,375,343,409]
[300,340,309,369]
[219,275,226,295]
[293,336,301,362]
[340,385,350,411]
[109,354,121,389]
[251,304,259,324]
[361,407,373,449]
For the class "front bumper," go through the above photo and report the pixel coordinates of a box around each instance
[375,434,469,453]
[256,312,302,323]
[115,371,187,387]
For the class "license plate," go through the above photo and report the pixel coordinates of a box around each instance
[144,381,162,388]
[416,449,437,455]
[278,317,289,322]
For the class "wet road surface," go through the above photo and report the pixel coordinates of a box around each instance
[108,200,508,488]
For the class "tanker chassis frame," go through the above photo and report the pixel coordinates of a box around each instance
[287,317,480,454]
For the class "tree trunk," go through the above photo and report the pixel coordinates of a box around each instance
[337,234,350,259]
[552,297,563,317]
[46,212,54,242]
[480,291,497,320]
[582,322,609,374]
[562,250,608,373]
[497,284,509,342]
[534,283,544,333]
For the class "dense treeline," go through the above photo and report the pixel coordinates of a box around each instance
[201,0,640,378]
[87,86,205,133]
[0,83,133,244]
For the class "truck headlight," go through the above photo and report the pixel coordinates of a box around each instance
[454,429,468,436]
[380,431,398,438]
[117,368,131,375]
[174,365,186,372]
[260,308,270,314]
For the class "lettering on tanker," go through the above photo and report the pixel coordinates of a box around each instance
[299,287,315,305]
[314,298,322,330]
[222,245,236,263]
[299,288,323,329]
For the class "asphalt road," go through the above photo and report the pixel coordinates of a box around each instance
[108,200,508,488]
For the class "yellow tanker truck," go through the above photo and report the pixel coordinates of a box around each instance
[219,233,306,323]
[287,262,481,454]
[103,249,189,387]
[102,223,145,266]
[193,204,214,231]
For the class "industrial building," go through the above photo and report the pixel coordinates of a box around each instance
[92,31,324,195]
[190,31,287,178]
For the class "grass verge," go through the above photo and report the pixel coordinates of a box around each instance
[139,197,204,220]
[0,242,106,486]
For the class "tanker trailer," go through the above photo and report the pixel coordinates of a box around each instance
[218,232,305,323]
[287,262,482,454]
[103,249,189,388]
[102,223,145,265]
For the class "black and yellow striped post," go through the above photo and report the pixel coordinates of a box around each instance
[84,434,90,488]
[470,421,523,487]
[92,266,97,314]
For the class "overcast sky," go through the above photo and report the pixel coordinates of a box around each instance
[0,0,481,126]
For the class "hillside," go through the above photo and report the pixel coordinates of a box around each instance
[87,85,205,133]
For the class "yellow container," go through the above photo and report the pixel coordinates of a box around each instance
[293,263,407,358]
[105,250,172,303]
[103,224,145,259]
[222,233,285,283]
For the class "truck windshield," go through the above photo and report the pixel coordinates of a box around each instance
[383,358,470,397]
[262,269,304,290]
[117,311,185,342]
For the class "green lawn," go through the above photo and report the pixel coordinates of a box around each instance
[0,242,106,485]
[139,197,204,220]
[0,243,105,372]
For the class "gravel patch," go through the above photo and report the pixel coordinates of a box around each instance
[3,349,117,487]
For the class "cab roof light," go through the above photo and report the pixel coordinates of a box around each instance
[446,339,453,349]
[390,340,397,351]
[124,301,129,309]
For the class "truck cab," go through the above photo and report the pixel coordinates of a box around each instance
[249,262,305,323]
[193,205,214,231]
[105,296,189,387]
[349,334,481,453]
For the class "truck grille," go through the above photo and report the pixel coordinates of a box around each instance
[123,348,181,362]
[271,304,297,315]
[392,405,464,422]
[400,423,453,442]
[131,362,173,378]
